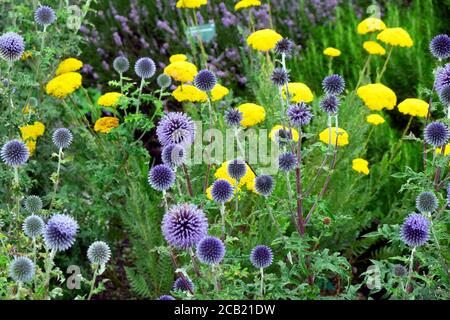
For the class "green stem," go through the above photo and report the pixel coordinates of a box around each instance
[44,249,56,299]
[87,265,98,300]
[389,116,412,163]
[376,46,393,82]
[404,247,416,294]
[260,267,264,298]
[220,202,226,240]
[49,148,63,211]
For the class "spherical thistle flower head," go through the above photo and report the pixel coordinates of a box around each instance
[424,121,449,147]
[430,34,450,60]
[255,174,275,196]
[275,38,294,56]
[157,73,172,89]
[9,256,35,283]
[250,245,273,269]
[194,69,217,92]
[52,128,73,149]
[393,264,407,277]
[1,140,29,166]
[225,109,243,127]
[23,215,44,239]
[35,6,56,26]
[227,159,247,181]
[173,277,194,293]
[113,56,130,74]
[158,295,175,300]
[435,63,450,93]
[162,203,208,249]
[211,179,234,203]
[287,102,313,127]
[400,213,430,247]
[161,144,186,168]
[270,69,289,89]
[278,152,297,172]
[319,94,340,115]
[24,195,43,213]
[415,191,438,213]
[322,74,345,95]
[0,32,25,62]
[156,112,196,146]
[438,85,450,106]
[196,236,225,265]
[135,57,156,79]
[87,241,111,265]
[44,213,79,252]
[148,164,175,192]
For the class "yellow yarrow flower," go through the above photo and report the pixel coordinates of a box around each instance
[55,58,83,76]
[323,47,341,57]
[97,92,124,107]
[357,18,386,35]
[94,117,120,133]
[319,128,349,147]
[21,50,32,61]
[235,0,261,10]
[366,114,385,125]
[363,41,386,55]
[45,72,82,99]
[357,83,397,111]
[237,103,266,127]
[176,0,207,9]
[211,84,230,102]
[25,140,37,155]
[164,61,198,83]
[20,121,45,141]
[377,28,413,48]
[436,143,450,156]
[247,29,283,51]
[352,158,370,175]
[269,125,299,142]
[214,161,256,192]
[169,54,188,63]
[282,82,314,103]
[172,85,207,103]
[397,98,428,118]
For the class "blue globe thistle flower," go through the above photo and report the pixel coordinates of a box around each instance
[158,295,175,300]
[415,191,438,213]
[113,56,130,74]
[278,152,297,172]
[438,85,450,106]
[255,175,275,196]
[287,103,313,127]
[1,140,29,166]
[196,236,225,265]
[435,63,450,93]
[156,112,196,147]
[52,128,73,149]
[162,203,208,249]
[250,245,273,269]
[44,213,79,252]
[400,213,430,247]
[393,264,407,277]
[148,164,175,192]
[162,144,186,168]
[173,277,194,293]
[424,121,449,147]
[224,109,242,127]
[194,69,217,92]
[322,74,345,95]
[270,68,289,87]
[319,95,340,114]
[135,57,156,79]
[87,241,111,265]
[23,215,44,239]
[23,195,43,213]
[275,38,294,56]
[157,73,172,89]
[9,256,35,283]
[34,6,56,26]
[430,34,450,60]
[211,179,234,203]
[273,128,294,147]
[227,159,247,181]
[0,32,25,62]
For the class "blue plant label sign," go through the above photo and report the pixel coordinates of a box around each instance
[186,23,216,43]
